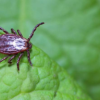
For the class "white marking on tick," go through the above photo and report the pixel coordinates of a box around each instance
[9,38,27,50]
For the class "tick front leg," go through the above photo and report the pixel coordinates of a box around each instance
[11,29,17,35]
[27,49,33,66]
[0,55,9,62]
[17,53,24,71]
[8,55,17,63]
[0,27,9,34]
[28,22,44,42]
[17,30,23,37]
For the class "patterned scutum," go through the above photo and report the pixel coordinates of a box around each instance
[0,34,28,54]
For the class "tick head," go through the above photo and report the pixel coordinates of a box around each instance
[28,43,32,49]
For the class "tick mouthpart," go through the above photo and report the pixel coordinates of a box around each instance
[29,43,32,49]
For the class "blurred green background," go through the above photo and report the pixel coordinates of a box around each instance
[0,0,100,100]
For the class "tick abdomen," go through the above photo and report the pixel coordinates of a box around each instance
[0,34,28,54]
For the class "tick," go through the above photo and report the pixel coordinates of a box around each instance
[0,22,44,70]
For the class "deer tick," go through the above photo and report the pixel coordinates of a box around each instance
[0,22,44,70]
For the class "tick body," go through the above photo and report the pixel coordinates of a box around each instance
[0,22,44,70]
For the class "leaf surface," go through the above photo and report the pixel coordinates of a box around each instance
[0,0,100,99]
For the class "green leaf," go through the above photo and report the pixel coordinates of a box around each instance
[0,0,99,99]
[0,45,91,100]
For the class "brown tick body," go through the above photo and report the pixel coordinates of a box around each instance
[0,22,44,70]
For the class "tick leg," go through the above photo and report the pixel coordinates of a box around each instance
[8,55,17,63]
[28,22,44,41]
[0,55,9,62]
[17,53,24,71]
[17,30,23,37]
[11,29,17,35]
[27,50,33,66]
[0,27,9,34]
